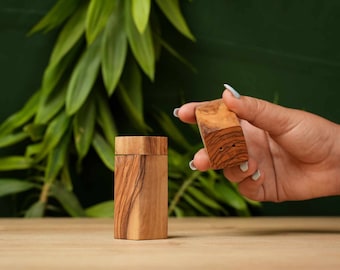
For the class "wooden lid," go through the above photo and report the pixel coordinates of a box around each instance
[115,136,167,155]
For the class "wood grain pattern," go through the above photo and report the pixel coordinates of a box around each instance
[195,99,248,169]
[114,136,168,240]
[2,218,340,270]
[115,136,167,155]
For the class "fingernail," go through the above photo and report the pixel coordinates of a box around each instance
[173,108,180,118]
[251,170,261,181]
[189,160,197,170]
[240,161,248,172]
[224,83,241,99]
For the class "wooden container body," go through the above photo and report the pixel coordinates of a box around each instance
[114,136,168,240]
[195,99,248,169]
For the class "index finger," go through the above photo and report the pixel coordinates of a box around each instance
[175,102,204,124]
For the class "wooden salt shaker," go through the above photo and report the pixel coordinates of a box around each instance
[114,136,168,240]
[195,99,248,169]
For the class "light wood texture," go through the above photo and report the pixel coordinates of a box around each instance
[1,218,340,270]
[115,136,167,155]
[114,136,168,240]
[195,99,248,169]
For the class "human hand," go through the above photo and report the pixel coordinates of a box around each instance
[174,84,340,202]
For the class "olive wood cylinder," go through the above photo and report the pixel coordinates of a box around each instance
[114,136,168,240]
[195,99,248,169]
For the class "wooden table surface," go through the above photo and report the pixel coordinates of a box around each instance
[1,217,340,270]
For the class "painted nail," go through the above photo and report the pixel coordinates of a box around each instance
[251,170,261,181]
[223,83,241,99]
[173,108,180,118]
[189,160,197,170]
[240,161,248,172]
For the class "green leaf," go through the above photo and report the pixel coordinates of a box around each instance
[95,92,117,149]
[160,38,196,72]
[132,0,151,33]
[61,162,73,191]
[243,196,262,207]
[42,41,81,96]
[155,0,195,41]
[168,170,201,215]
[0,91,40,136]
[28,0,81,35]
[0,156,34,171]
[215,182,248,211]
[23,123,46,141]
[35,110,71,161]
[73,97,96,161]
[173,206,185,217]
[45,130,71,183]
[25,143,43,158]
[125,0,155,80]
[50,182,86,217]
[117,87,152,133]
[35,42,81,124]
[86,200,114,217]
[92,132,114,171]
[86,0,117,44]
[49,3,87,64]
[0,132,29,148]
[182,193,213,216]
[25,201,45,218]
[168,148,191,176]
[187,186,223,210]
[154,110,192,151]
[117,61,152,133]
[101,5,127,95]
[120,59,143,112]
[66,35,102,115]
[0,179,37,197]
[35,84,67,125]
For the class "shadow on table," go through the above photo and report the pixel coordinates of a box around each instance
[237,228,340,236]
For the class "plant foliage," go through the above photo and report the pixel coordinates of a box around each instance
[0,0,259,217]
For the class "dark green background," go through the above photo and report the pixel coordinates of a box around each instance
[1,0,340,216]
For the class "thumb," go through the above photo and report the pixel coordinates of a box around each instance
[222,88,298,136]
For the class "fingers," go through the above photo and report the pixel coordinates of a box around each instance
[223,158,258,183]
[223,158,265,201]
[189,148,211,171]
[175,86,299,138]
[222,89,298,137]
[173,102,201,124]
[237,176,265,201]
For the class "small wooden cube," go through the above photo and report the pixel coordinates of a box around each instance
[195,99,248,169]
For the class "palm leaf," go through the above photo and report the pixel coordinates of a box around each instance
[50,182,86,217]
[66,36,102,115]
[73,97,96,162]
[0,179,38,197]
[0,132,29,148]
[34,110,71,162]
[92,132,114,171]
[101,4,127,95]
[0,156,34,171]
[25,201,45,218]
[95,92,117,149]
[49,3,87,65]
[155,0,195,41]
[86,0,116,44]
[45,130,71,183]
[132,0,151,33]
[85,200,114,217]
[0,91,40,136]
[125,0,155,80]
[28,0,81,34]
